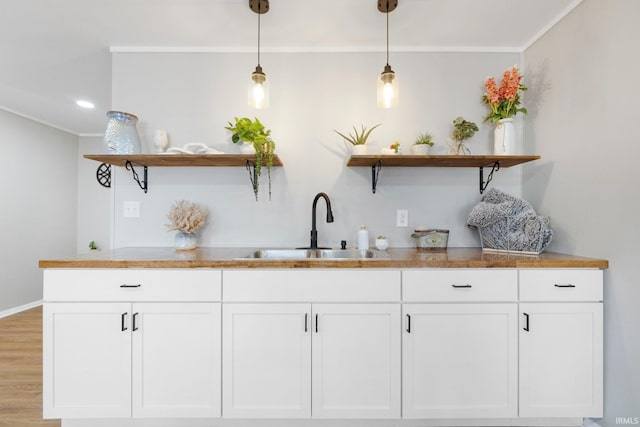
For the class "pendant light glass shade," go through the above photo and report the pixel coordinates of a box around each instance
[377,64,399,108]
[249,65,269,109]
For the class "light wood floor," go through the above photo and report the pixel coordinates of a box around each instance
[0,306,59,427]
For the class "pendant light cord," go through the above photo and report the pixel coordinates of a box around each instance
[386,1,390,66]
[257,3,261,67]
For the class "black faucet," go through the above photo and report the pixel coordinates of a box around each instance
[309,192,334,249]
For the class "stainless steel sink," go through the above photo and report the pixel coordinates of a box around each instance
[243,249,315,259]
[317,249,382,259]
[240,248,388,260]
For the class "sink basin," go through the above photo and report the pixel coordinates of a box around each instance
[243,249,315,259]
[240,249,387,260]
[317,249,381,259]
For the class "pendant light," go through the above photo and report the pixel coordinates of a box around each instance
[377,0,399,109]
[248,0,270,109]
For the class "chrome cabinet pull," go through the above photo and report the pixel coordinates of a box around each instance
[121,312,128,331]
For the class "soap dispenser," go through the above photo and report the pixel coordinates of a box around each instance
[358,225,369,250]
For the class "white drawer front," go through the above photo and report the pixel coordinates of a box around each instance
[223,270,401,302]
[519,269,603,301]
[43,269,222,301]
[402,269,517,302]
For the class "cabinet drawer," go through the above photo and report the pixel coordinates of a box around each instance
[519,269,603,301]
[223,270,401,302]
[402,269,517,302]
[43,269,222,301]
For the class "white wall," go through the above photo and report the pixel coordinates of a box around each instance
[77,135,112,253]
[0,108,78,312]
[522,0,640,424]
[110,51,523,249]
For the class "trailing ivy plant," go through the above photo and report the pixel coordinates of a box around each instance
[225,117,276,201]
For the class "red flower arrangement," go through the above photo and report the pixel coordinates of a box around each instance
[482,66,528,123]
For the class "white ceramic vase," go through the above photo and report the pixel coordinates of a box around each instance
[152,129,169,153]
[352,145,368,155]
[175,232,197,250]
[494,118,515,155]
[239,142,255,154]
[411,144,431,155]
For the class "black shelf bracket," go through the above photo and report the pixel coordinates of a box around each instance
[125,160,148,193]
[371,160,382,194]
[245,159,258,196]
[96,163,111,188]
[479,161,501,194]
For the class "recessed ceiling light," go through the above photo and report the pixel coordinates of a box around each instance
[76,100,95,109]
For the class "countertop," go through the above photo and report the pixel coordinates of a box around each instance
[38,247,609,269]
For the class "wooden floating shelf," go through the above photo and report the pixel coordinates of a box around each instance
[84,153,283,167]
[347,154,540,168]
[347,154,541,194]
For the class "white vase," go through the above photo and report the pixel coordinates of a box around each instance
[175,232,197,250]
[352,145,368,155]
[375,238,389,250]
[411,144,431,155]
[493,118,515,155]
[239,142,255,154]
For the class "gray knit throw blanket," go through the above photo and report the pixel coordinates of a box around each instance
[467,188,553,253]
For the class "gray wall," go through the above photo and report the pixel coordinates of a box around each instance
[110,51,523,249]
[522,0,640,424]
[0,108,78,312]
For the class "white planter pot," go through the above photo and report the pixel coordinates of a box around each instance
[240,143,255,154]
[411,144,431,155]
[493,118,515,155]
[352,145,368,155]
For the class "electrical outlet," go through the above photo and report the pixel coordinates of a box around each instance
[396,209,409,227]
[123,201,140,218]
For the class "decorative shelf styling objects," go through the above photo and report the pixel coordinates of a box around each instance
[346,154,540,194]
[84,154,283,194]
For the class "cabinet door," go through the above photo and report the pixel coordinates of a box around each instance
[403,303,518,419]
[43,302,132,418]
[519,303,603,418]
[132,303,221,418]
[312,304,401,418]
[222,303,311,418]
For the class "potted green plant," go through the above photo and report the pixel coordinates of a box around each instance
[225,117,276,201]
[449,117,478,155]
[334,123,381,155]
[412,132,435,155]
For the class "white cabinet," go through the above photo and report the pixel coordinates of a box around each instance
[312,304,401,418]
[132,302,221,418]
[402,303,518,418]
[42,269,223,420]
[222,303,401,419]
[43,303,132,419]
[222,303,311,418]
[519,270,603,418]
[402,269,518,419]
[44,302,221,419]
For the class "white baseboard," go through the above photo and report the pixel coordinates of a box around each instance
[0,300,43,319]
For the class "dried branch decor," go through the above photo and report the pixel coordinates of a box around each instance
[166,200,207,234]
